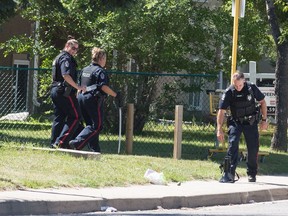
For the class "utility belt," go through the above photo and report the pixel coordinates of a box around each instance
[233,114,258,125]
[82,84,105,98]
[51,81,62,87]
[51,81,73,97]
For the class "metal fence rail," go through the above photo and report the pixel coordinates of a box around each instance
[0,66,219,159]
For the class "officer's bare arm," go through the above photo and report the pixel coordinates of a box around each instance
[101,85,117,97]
[216,109,226,142]
[258,99,267,120]
[217,109,226,131]
[63,74,84,91]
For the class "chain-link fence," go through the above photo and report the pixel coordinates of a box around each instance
[0,66,220,159]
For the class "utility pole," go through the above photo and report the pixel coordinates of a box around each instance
[231,0,240,83]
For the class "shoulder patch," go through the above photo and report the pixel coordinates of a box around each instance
[64,61,69,68]
[100,73,105,79]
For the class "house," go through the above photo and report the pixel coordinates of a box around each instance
[0,14,39,115]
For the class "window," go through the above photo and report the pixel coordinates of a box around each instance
[13,60,29,112]
[189,77,202,110]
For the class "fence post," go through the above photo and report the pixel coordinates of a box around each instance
[125,103,134,154]
[173,105,183,160]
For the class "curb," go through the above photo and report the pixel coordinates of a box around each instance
[31,147,101,160]
[1,187,288,215]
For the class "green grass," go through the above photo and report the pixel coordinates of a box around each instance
[0,141,288,191]
[0,122,287,191]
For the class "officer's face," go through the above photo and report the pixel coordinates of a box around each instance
[67,43,79,56]
[99,55,107,67]
[233,79,245,91]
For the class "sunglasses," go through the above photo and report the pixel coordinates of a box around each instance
[71,46,79,51]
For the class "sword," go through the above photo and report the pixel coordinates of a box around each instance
[118,107,122,154]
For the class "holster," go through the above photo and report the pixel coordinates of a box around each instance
[63,85,72,97]
[235,114,256,126]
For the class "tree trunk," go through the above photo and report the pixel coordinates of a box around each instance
[266,0,288,151]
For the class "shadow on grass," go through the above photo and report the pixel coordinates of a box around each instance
[0,122,51,130]
[1,126,278,164]
[0,133,50,145]
[0,124,217,161]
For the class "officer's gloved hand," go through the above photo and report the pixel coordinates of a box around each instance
[115,91,123,108]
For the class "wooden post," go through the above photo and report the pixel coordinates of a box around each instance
[125,103,134,154]
[173,105,183,159]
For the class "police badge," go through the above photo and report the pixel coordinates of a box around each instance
[247,95,252,101]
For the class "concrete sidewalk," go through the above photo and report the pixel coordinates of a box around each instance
[0,175,288,215]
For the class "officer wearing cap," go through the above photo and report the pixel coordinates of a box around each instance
[217,71,268,183]
[50,36,86,149]
[69,47,122,152]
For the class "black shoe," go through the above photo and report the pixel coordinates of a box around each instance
[51,143,59,149]
[88,143,101,153]
[219,172,235,183]
[69,140,77,150]
[248,175,256,182]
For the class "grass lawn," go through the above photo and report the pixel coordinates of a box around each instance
[0,140,287,191]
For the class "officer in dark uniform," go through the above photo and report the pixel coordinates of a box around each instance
[50,36,86,149]
[217,71,268,183]
[69,47,122,152]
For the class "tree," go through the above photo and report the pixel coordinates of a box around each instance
[0,0,16,24]
[2,0,232,132]
[221,0,288,152]
[96,0,234,131]
[220,0,273,78]
[265,0,288,151]
[2,0,275,133]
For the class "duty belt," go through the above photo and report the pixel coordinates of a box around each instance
[235,115,256,125]
[51,81,63,87]
[86,84,98,92]
[82,84,101,96]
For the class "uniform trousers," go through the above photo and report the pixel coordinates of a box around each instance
[50,86,80,148]
[71,93,104,151]
[227,119,259,177]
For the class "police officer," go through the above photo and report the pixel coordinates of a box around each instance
[217,71,268,183]
[69,47,121,152]
[50,36,86,149]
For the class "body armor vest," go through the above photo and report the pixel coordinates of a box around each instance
[230,83,256,119]
[52,52,64,82]
[80,64,98,88]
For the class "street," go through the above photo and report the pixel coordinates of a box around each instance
[44,199,288,216]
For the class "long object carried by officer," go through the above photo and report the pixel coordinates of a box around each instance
[86,84,98,92]
[118,107,122,154]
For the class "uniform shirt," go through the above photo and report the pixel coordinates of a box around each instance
[52,51,78,82]
[219,82,265,110]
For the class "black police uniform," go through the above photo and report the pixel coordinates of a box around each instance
[69,63,109,152]
[50,51,81,148]
[219,82,265,178]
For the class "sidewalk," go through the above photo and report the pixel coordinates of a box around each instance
[0,175,288,215]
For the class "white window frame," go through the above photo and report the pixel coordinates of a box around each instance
[13,60,30,112]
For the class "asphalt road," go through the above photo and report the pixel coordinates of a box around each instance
[35,199,288,216]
